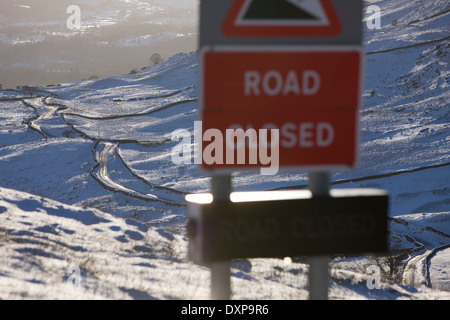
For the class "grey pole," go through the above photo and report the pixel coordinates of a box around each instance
[308,171,330,300]
[210,174,232,300]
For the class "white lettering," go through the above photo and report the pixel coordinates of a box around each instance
[171,122,280,175]
[281,122,297,148]
[299,123,314,147]
[283,70,301,95]
[171,129,192,164]
[366,5,381,30]
[244,71,260,96]
[259,128,279,176]
[66,264,81,289]
[244,70,321,97]
[203,128,224,165]
[262,70,283,96]
[282,122,335,148]
[225,128,258,164]
[66,5,81,30]
[193,121,202,164]
[316,122,334,147]
[181,304,215,317]
[303,70,321,95]
[366,265,381,289]
[170,121,336,174]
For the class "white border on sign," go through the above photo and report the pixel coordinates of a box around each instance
[198,45,365,174]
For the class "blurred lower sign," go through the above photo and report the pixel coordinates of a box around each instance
[186,189,388,263]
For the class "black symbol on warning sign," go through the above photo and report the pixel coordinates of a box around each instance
[223,0,341,37]
[242,0,324,22]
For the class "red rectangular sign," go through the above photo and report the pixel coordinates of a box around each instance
[200,47,362,171]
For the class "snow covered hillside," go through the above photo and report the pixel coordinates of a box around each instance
[0,0,449,299]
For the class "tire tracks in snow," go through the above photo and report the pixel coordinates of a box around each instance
[425,244,450,291]
[390,215,450,290]
[402,244,450,289]
[21,98,59,138]
[90,142,185,207]
[18,93,186,207]
[21,96,89,140]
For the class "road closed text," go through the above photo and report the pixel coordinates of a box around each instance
[170,120,336,175]
[244,70,321,97]
[231,122,335,149]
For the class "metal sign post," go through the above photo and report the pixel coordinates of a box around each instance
[210,174,232,300]
[308,171,330,300]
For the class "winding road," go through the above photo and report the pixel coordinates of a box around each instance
[92,142,185,206]
[20,94,186,207]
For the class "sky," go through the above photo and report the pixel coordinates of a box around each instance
[0,0,199,89]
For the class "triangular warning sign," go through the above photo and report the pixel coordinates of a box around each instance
[222,0,342,37]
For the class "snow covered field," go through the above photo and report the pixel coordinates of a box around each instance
[0,0,449,300]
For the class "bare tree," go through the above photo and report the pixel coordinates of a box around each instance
[149,53,163,66]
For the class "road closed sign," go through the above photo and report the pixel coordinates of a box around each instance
[187,189,388,263]
[200,46,362,170]
[192,0,382,301]
[199,0,363,172]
